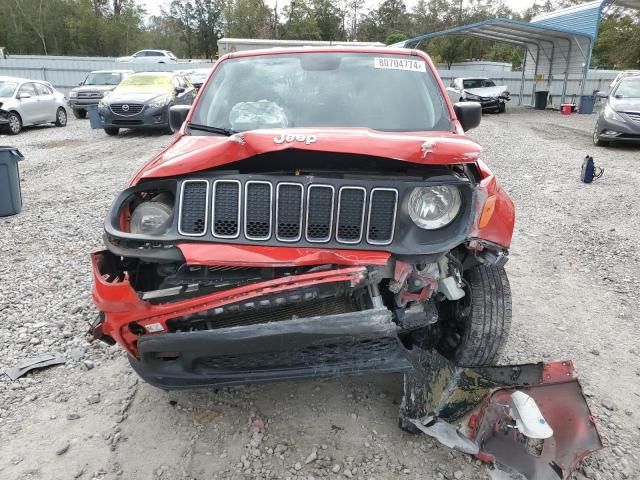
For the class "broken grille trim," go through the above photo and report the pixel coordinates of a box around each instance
[275,182,304,242]
[244,180,273,241]
[177,180,210,237]
[211,179,241,239]
[336,186,367,245]
[366,188,399,246]
[305,184,335,244]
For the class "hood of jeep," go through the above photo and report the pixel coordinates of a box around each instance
[132,128,482,183]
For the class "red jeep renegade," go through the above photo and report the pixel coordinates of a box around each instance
[90,47,514,390]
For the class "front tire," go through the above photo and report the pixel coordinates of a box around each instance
[72,109,86,119]
[498,102,506,113]
[104,127,119,136]
[55,107,67,127]
[593,124,609,147]
[6,112,22,135]
[437,264,511,366]
[163,123,175,135]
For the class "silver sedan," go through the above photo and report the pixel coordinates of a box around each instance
[0,76,68,135]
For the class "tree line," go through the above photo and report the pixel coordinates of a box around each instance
[0,0,638,69]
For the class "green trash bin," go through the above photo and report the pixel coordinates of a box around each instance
[0,146,24,217]
[580,95,595,114]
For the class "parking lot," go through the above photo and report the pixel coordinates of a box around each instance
[0,108,639,480]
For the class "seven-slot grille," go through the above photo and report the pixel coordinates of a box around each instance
[178,179,399,246]
[110,103,144,116]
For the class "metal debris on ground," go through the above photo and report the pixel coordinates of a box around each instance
[400,348,603,480]
[2,354,66,381]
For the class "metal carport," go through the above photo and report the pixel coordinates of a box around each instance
[397,0,640,107]
[399,18,594,106]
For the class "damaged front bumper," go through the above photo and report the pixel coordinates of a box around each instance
[130,308,412,388]
[90,248,602,480]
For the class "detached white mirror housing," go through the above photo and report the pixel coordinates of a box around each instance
[510,391,554,440]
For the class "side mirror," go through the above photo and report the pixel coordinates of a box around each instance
[18,93,31,99]
[453,102,482,132]
[595,91,609,99]
[169,104,190,132]
[175,87,185,94]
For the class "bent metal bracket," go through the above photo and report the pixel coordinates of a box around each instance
[399,347,603,480]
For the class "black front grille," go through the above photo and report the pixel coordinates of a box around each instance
[179,181,208,235]
[177,177,399,247]
[196,337,399,371]
[213,181,240,238]
[110,103,144,116]
[276,183,303,241]
[245,182,272,239]
[367,189,397,244]
[337,188,366,243]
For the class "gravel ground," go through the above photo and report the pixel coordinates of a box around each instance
[0,109,639,480]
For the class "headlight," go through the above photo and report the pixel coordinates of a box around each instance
[604,104,624,122]
[466,93,481,101]
[408,186,462,230]
[130,197,173,235]
[69,91,78,98]
[147,95,171,109]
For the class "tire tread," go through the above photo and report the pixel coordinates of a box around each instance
[454,264,511,366]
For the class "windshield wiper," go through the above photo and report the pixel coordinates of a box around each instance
[188,123,237,136]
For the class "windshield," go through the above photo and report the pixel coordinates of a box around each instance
[190,53,452,133]
[84,72,122,86]
[116,74,172,93]
[0,81,18,97]
[614,77,640,98]
[463,79,496,89]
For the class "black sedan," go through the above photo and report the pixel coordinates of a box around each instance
[97,72,195,136]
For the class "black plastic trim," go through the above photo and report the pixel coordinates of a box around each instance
[132,308,412,389]
[105,174,475,257]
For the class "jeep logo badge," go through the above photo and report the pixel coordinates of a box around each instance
[122,104,130,111]
[274,133,317,145]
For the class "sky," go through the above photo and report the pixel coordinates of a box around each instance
[140,0,537,17]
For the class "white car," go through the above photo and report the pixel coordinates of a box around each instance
[0,76,68,135]
[116,50,178,64]
[447,77,511,113]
